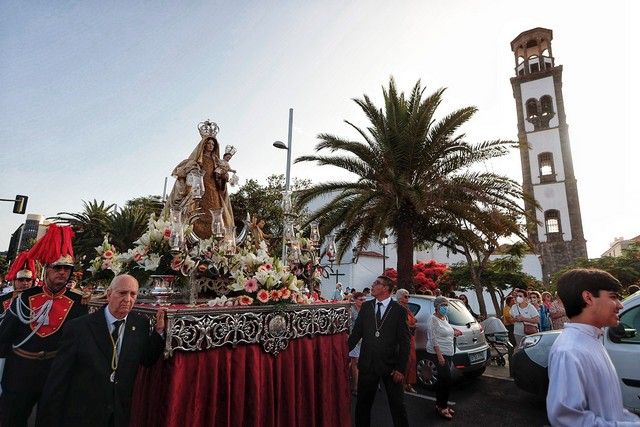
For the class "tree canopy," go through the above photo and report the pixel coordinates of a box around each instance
[296,77,527,291]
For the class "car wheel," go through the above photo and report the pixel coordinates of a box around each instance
[416,354,438,388]
[462,366,486,379]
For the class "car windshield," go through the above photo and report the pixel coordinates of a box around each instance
[447,300,477,326]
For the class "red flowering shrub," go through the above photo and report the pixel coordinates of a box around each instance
[382,260,448,293]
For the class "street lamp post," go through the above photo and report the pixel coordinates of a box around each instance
[273,108,294,261]
[380,234,388,273]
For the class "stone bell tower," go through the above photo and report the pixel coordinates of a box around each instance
[509,28,588,283]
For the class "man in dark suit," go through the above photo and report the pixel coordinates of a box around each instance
[348,275,410,427]
[37,274,166,427]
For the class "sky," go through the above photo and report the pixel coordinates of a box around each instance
[1,0,637,258]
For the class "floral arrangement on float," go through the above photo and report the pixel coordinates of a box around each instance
[85,236,122,290]
[85,209,328,307]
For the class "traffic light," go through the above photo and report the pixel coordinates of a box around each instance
[13,195,28,214]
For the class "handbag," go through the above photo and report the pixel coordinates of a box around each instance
[517,306,539,335]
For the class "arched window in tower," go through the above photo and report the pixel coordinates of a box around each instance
[538,152,556,182]
[544,210,561,235]
[525,98,540,130]
[540,95,555,128]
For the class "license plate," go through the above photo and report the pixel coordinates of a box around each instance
[469,351,486,364]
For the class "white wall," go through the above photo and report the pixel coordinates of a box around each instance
[533,182,572,241]
[520,76,559,132]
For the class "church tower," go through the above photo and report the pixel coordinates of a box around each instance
[510,28,588,283]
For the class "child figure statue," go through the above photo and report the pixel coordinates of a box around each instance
[215,145,239,187]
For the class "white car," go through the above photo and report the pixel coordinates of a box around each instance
[512,291,640,413]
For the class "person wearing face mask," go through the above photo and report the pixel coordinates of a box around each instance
[529,291,551,332]
[509,290,540,345]
[426,296,456,420]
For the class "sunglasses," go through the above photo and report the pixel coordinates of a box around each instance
[51,265,73,271]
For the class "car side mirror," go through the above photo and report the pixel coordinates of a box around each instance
[608,324,637,343]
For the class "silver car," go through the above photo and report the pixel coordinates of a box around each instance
[407,295,490,387]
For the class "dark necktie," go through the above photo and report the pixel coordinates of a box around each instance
[111,320,124,343]
[376,302,383,323]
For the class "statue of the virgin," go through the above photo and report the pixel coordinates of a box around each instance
[165,121,234,239]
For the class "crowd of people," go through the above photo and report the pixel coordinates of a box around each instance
[344,273,640,426]
[2,229,639,427]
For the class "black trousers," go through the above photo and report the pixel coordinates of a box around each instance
[355,369,408,427]
[427,352,452,408]
[0,389,40,427]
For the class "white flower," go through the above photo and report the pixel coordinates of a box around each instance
[143,253,161,271]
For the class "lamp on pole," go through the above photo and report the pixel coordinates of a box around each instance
[273,108,294,261]
[380,234,388,273]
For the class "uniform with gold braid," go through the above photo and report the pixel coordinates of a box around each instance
[0,225,88,427]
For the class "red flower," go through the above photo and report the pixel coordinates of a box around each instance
[281,288,291,300]
[163,228,172,238]
[270,289,282,301]
[257,289,270,303]
[238,295,254,306]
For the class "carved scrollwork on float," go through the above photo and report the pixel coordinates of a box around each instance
[90,302,350,357]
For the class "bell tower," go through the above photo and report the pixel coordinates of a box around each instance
[510,28,588,283]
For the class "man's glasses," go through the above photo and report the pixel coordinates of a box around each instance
[52,265,73,272]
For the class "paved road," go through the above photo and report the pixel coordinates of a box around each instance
[350,373,549,426]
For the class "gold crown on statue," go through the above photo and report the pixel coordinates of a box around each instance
[198,120,219,139]
[224,145,237,157]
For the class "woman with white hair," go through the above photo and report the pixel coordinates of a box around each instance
[427,296,456,420]
[395,288,417,393]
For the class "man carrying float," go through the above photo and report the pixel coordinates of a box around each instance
[0,224,88,426]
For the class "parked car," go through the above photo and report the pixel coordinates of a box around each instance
[512,291,640,414]
[406,295,490,387]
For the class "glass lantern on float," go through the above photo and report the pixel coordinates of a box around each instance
[288,238,302,263]
[281,190,293,214]
[283,219,296,244]
[210,209,225,240]
[309,222,320,247]
[168,208,185,254]
[223,226,236,256]
[186,168,205,199]
[324,234,336,264]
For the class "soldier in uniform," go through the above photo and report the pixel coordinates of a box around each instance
[0,224,88,426]
[0,251,36,316]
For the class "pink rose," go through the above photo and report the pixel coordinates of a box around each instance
[281,288,291,300]
[198,264,208,273]
[244,278,259,293]
[257,289,270,303]
[102,250,114,259]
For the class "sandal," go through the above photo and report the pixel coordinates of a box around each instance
[436,406,453,420]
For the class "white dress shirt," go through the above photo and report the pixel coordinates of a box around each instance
[546,323,640,426]
[374,296,392,318]
[104,306,127,355]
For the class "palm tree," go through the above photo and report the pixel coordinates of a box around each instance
[296,78,526,291]
[106,206,149,252]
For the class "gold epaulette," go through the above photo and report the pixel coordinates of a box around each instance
[69,288,90,305]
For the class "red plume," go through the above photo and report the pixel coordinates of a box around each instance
[28,224,75,265]
[6,251,36,281]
